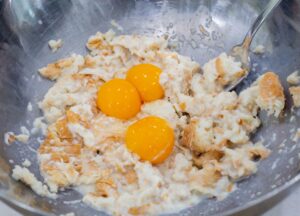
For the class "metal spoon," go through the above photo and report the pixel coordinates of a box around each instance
[227,0,282,91]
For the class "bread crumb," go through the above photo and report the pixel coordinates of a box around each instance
[20,126,30,136]
[287,71,300,85]
[289,86,300,107]
[15,134,30,143]
[110,20,123,31]
[22,159,31,167]
[27,102,33,112]
[14,126,31,143]
[5,131,29,144]
[12,165,57,198]
[253,45,265,54]
[4,132,16,145]
[48,39,63,52]
[293,129,300,142]
[290,115,296,122]
[60,213,75,216]
[31,117,48,135]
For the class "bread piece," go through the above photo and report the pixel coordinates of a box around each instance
[287,71,300,85]
[256,72,285,117]
[289,86,300,107]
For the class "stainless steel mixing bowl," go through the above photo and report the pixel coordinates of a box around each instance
[0,0,300,215]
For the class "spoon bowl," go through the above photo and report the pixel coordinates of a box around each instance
[227,0,283,91]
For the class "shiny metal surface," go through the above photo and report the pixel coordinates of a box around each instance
[228,0,282,91]
[0,0,299,216]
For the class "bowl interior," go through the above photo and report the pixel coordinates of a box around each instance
[0,0,300,215]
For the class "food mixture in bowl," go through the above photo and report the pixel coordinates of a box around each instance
[8,30,286,215]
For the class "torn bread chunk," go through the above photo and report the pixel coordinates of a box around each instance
[39,75,101,123]
[159,52,200,112]
[239,85,260,115]
[217,143,269,180]
[181,118,215,153]
[12,165,57,198]
[289,86,300,107]
[181,89,261,155]
[39,54,84,80]
[287,71,300,85]
[181,108,261,153]
[86,30,115,55]
[202,53,245,93]
[256,72,285,117]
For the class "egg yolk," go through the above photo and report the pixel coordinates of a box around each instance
[125,116,174,164]
[126,64,164,102]
[97,79,141,120]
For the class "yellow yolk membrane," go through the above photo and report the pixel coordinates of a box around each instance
[126,64,164,102]
[125,116,174,164]
[97,79,141,120]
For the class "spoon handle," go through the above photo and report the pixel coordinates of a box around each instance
[243,0,282,49]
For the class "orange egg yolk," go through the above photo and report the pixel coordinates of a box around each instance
[97,79,141,120]
[125,116,174,164]
[126,64,164,102]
